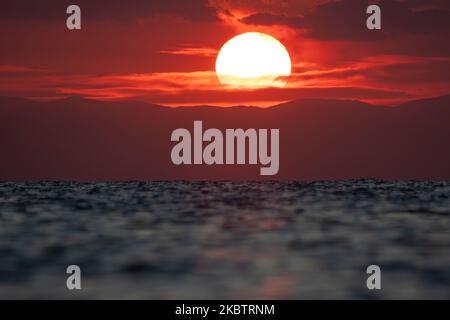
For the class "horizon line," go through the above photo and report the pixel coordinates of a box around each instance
[1,93,450,110]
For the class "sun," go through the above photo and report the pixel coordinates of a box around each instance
[215,32,292,89]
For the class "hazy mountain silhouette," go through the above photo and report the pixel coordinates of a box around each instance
[1,95,449,181]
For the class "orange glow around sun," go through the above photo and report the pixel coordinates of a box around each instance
[215,32,292,89]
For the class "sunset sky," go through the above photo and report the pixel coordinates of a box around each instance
[1,0,449,106]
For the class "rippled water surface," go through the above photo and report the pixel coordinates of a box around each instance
[0,181,449,299]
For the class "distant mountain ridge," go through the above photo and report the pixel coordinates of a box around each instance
[1,94,449,181]
[3,94,450,109]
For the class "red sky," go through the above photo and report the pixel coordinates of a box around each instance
[0,0,449,106]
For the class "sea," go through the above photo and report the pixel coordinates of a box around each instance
[0,180,449,299]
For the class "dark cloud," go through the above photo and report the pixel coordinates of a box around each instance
[294,57,450,90]
[406,0,450,11]
[241,0,450,40]
[1,0,218,22]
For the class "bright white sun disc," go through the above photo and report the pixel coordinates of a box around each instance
[215,32,292,88]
